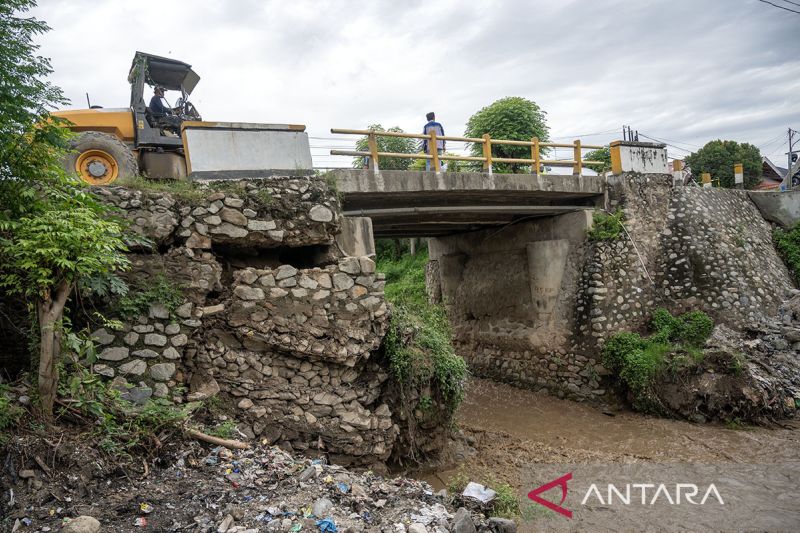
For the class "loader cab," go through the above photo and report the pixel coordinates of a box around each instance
[128,51,201,150]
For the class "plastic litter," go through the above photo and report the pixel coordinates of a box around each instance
[140,502,154,514]
[134,516,148,527]
[316,518,337,532]
[336,482,350,494]
[290,523,302,532]
[462,481,496,503]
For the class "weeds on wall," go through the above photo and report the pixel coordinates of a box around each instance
[117,175,208,202]
[52,332,196,457]
[588,209,625,241]
[773,223,800,284]
[602,308,714,412]
[116,274,185,319]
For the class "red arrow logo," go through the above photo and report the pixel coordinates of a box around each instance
[527,472,573,519]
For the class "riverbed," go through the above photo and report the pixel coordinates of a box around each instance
[422,378,800,490]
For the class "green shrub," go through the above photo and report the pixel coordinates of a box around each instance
[604,309,714,413]
[618,343,670,393]
[649,308,713,347]
[774,223,800,283]
[601,331,644,374]
[677,311,714,346]
[588,209,625,241]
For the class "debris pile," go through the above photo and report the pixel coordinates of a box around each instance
[2,436,512,533]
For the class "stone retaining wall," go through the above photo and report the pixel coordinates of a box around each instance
[84,177,434,465]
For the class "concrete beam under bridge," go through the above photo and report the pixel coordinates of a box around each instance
[329,169,605,237]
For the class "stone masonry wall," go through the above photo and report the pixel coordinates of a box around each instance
[429,173,797,401]
[86,177,416,465]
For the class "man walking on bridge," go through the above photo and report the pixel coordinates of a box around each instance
[422,112,445,171]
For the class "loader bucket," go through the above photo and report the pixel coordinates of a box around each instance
[181,121,313,179]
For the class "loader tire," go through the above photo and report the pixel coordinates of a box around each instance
[65,131,139,186]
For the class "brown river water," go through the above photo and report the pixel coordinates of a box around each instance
[420,378,800,490]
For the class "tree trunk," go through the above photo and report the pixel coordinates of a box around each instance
[37,281,72,419]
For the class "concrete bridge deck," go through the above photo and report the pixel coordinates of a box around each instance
[329,169,605,237]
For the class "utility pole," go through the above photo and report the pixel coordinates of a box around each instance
[785,128,800,191]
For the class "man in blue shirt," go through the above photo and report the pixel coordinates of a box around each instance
[149,87,182,133]
[422,112,445,171]
[149,87,170,116]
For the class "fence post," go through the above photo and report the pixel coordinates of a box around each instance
[482,134,493,174]
[367,132,379,171]
[430,129,441,172]
[573,139,582,176]
[532,137,540,175]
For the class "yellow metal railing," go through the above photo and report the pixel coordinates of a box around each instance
[330,128,605,174]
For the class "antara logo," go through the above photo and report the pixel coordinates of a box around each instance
[528,473,573,518]
[528,473,725,519]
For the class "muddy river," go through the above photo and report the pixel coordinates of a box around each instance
[421,378,800,490]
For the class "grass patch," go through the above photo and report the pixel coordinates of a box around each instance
[602,308,714,412]
[588,208,625,241]
[207,419,237,439]
[445,468,520,518]
[116,175,207,202]
[378,249,467,412]
[774,223,800,283]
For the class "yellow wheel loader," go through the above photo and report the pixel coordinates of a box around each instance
[53,51,312,185]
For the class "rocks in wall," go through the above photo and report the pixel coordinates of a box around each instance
[227,258,388,367]
[91,300,200,403]
[94,177,341,251]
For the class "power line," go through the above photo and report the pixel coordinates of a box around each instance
[757,131,788,149]
[757,0,800,14]
[776,0,800,7]
[550,128,619,140]
[638,133,693,154]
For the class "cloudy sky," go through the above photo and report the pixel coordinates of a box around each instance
[32,0,800,168]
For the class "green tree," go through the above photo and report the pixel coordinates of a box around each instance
[353,124,417,170]
[685,140,762,189]
[0,1,130,418]
[583,146,611,174]
[464,96,550,173]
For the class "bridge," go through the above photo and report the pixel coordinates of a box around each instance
[330,169,604,237]
[326,128,616,237]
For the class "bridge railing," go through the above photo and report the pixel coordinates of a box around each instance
[329,128,605,175]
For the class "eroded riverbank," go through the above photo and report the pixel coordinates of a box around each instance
[422,378,800,490]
